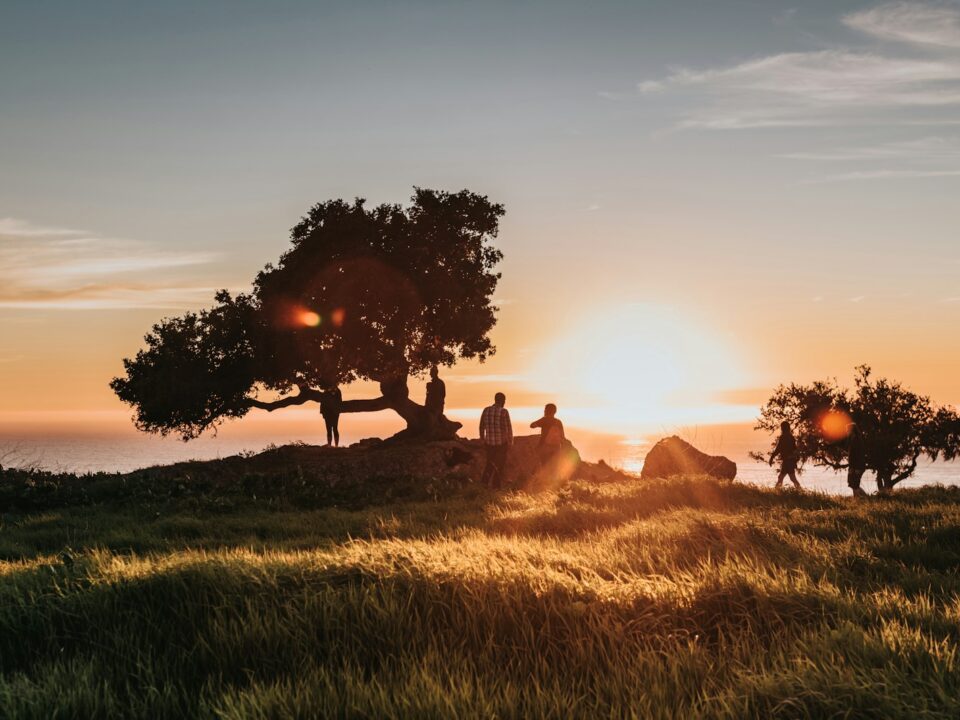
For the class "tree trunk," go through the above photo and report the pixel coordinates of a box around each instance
[340,377,462,441]
[881,455,919,493]
[876,471,893,493]
[249,376,462,441]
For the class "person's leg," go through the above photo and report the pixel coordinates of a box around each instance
[536,445,550,468]
[498,445,509,488]
[788,470,801,489]
[332,414,340,447]
[481,445,496,487]
[776,469,786,488]
[848,467,867,497]
[490,445,507,489]
[324,416,333,446]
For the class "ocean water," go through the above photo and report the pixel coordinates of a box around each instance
[611,443,960,496]
[1,418,957,497]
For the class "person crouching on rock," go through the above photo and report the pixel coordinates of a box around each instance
[424,365,446,418]
[320,386,342,447]
[531,403,565,468]
[479,392,512,489]
[769,420,801,490]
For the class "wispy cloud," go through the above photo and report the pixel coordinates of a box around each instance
[640,50,960,129]
[634,4,960,182]
[0,218,85,237]
[780,135,960,161]
[444,373,525,384]
[0,218,220,309]
[844,2,960,48]
[802,168,960,183]
[597,90,629,101]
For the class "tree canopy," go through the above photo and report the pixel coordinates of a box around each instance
[111,188,505,440]
[754,366,960,490]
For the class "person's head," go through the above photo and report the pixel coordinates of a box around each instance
[494,392,506,407]
[430,366,439,380]
[544,403,557,417]
[780,420,791,434]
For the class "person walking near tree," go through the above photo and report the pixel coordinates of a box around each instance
[769,420,802,490]
[479,392,512,489]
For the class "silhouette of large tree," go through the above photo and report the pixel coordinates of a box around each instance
[754,366,960,491]
[111,188,505,441]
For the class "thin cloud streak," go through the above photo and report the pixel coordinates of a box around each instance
[780,136,960,161]
[844,2,960,48]
[801,168,960,183]
[0,218,220,309]
[0,218,86,237]
[0,285,227,310]
[641,50,960,129]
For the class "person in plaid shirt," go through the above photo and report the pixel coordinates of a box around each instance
[479,392,512,489]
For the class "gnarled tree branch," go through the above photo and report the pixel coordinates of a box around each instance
[341,396,393,413]
[246,387,323,412]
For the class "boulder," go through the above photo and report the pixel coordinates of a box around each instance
[639,436,737,481]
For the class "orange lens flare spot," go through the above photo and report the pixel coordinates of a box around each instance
[299,310,321,327]
[330,308,346,327]
[820,409,852,442]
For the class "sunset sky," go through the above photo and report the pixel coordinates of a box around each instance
[3,1,960,463]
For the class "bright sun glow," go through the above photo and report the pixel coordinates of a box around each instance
[529,304,749,433]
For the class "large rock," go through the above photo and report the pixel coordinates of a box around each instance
[639,436,737,481]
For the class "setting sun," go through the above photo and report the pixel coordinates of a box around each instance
[529,304,747,432]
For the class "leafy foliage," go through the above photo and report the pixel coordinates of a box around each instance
[754,366,960,489]
[110,291,258,439]
[111,189,505,439]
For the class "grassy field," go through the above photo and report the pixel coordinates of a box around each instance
[2,474,960,718]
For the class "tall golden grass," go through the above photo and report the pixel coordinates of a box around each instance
[1,477,959,718]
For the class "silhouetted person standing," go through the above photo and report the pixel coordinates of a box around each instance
[846,422,868,497]
[425,366,446,418]
[320,386,342,447]
[479,392,512,489]
[530,403,565,467]
[770,420,801,489]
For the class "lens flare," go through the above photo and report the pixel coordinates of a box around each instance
[820,409,852,442]
[330,308,346,327]
[299,310,321,327]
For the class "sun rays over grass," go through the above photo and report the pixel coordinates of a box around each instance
[2,479,960,717]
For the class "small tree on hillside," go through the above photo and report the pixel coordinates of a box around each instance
[111,188,505,441]
[754,366,960,491]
